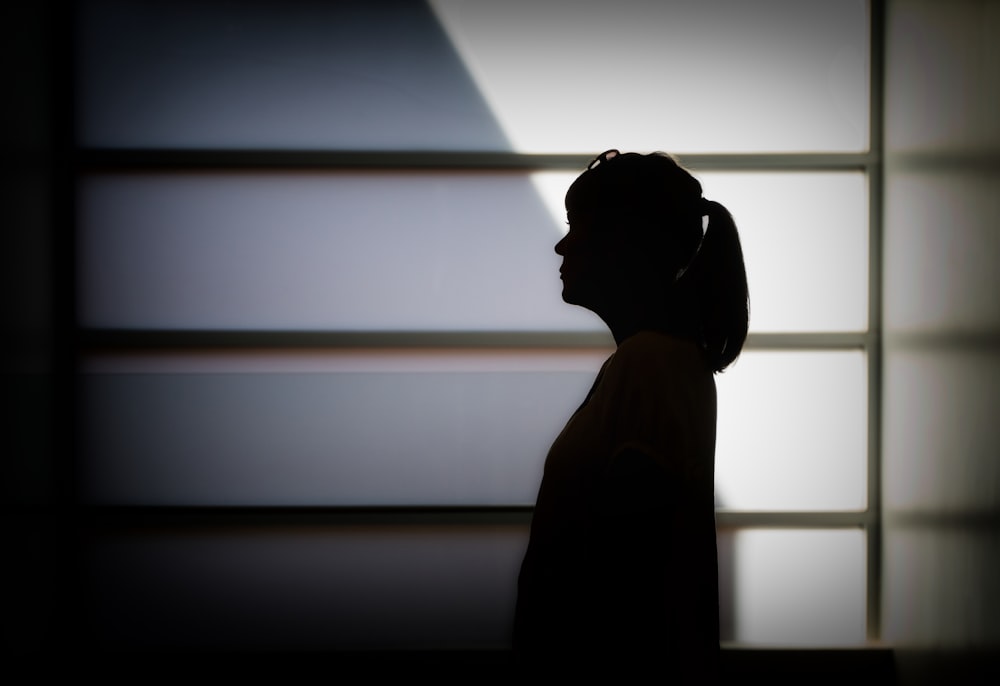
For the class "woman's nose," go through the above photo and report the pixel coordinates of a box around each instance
[554,234,568,255]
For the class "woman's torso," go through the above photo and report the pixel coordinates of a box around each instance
[514,331,720,673]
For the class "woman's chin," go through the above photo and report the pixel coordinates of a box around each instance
[560,286,588,307]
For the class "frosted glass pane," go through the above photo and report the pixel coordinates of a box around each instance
[86,526,528,649]
[82,349,867,510]
[883,171,1000,333]
[882,347,1000,513]
[536,171,870,333]
[715,351,867,510]
[701,172,868,333]
[78,0,868,152]
[78,171,865,333]
[79,351,604,505]
[728,528,866,645]
[86,526,863,649]
[77,172,602,331]
[431,0,869,153]
[76,0,509,150]
[883,526,1000,648]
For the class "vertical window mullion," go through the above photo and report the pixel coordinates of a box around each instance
[865,0,887,643]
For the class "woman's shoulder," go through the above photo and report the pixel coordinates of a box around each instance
[601,332,717,481]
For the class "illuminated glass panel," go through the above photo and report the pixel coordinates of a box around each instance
[701,171,868,333]
[81,348,865,510]
[728,528,867,645]
[715,351,868,511]
[883,171,1000,333]
[86,526,528,649]
[883,348,1000,513]
[77,172,600,332]
[79,350,605,506]
[86,525,864,648]
[430,0,869,153]
[76,0,509,150]
[78,170,865,333]
[536,170,870,333]
[78,0,868,153]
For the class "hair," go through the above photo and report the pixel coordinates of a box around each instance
[565,150,749,372]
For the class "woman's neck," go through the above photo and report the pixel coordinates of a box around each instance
[599,306,671,346]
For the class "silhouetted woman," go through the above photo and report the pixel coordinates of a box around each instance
[513,150,748,682]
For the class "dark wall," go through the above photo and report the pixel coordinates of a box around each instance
[1,0,67,653]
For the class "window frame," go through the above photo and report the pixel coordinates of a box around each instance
[72,0,885,646]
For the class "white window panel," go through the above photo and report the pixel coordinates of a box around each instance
[536,170,870,333]
[79,350,604,506]
[76,0,510,151]
[77,172,601,332]
[883,171,1000,334]
[715,351,868,511]
[78,0,868,153]
[882,347,1000,513]
[430,0,869,153]
[726,528,867,645]
[86,526,863,648]
[86,526,529,649]
[78,170,866,333]
[82,349,867,510]
[700,172,869,333]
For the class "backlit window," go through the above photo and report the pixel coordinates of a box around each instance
[77,0,877,649]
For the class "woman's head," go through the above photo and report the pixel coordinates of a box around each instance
[555,150,749,372]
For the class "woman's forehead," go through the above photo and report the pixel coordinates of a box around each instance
[565,178,605,211]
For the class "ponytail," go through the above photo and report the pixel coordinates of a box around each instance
[675,199,749,373]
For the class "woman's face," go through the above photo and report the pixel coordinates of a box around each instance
[554,206,633,313]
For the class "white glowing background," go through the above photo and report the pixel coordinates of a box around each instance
[76,0,875,648]
[531,170,870,333]
[79,171,866,334]
[733,529,866,645]
[716,350,868,511]
[81,349,865,510]
[77,172,597,332]
[78,0,868,153]
[430,0,868,153]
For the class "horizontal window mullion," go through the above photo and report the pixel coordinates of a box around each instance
[73,505,535,530]
[73,505,873,529]
[77,149,879,172]
[717,510,873,528]
[78,329,616,350]
[77,150,594,171]
[746,332,873,350]
[79,329,872,351]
